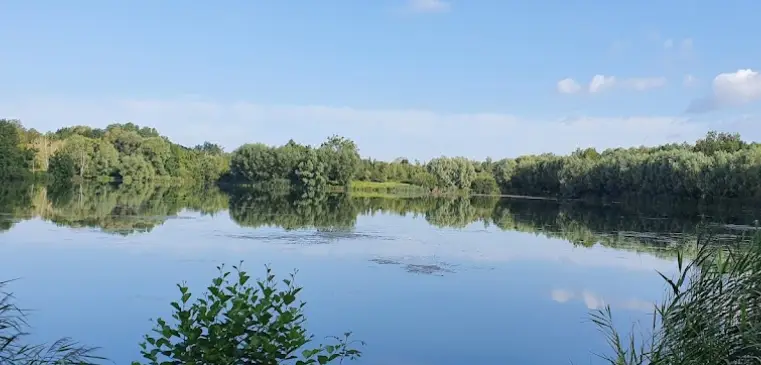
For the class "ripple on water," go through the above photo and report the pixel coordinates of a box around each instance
[369,258,457,276]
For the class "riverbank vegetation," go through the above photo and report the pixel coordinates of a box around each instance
[594,233,761,364]
[0,119,229,185]
[3,119,761,200]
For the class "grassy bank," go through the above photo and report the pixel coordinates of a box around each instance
[347,180,472,198]
[347,180,430,197]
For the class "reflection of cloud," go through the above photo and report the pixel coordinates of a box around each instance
[551,289,574,303]
[551,289,653,312]
[582,290,606,310]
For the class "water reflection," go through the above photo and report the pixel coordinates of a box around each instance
[3,182,749,365]
[1,182,759,255]
[551,289,654,312]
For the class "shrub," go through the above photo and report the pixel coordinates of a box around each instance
[470,174,499,195]
[133,264,364,365]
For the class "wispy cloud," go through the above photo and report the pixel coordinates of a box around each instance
[589,75,617,93]
[687,69,761,113]
[557,78,582,94]
[558,75,667,94]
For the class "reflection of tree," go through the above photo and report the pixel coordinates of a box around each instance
[228,188,358,231]
[425,197,496,228]
[3,181,759,257]
[0,182,228,235]
[0,182,34,232]
[489,197,760,259]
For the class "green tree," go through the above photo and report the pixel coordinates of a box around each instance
[139,137,171,176]
[470,173,499,195]
[426,157,476,190]
[92,140,120,178]
[58,134,97,178]
[48,152,77,182]
[320,135,360,186]
[106,128,143,155]
[0,119,32,181]
[230,143,278,182]
[694,130,747,156]
[293,148,329,198]
[193,141,224,155]
[118,155,155,183]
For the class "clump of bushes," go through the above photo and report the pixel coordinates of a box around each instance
[133,264,363,365]
[470,173,499,195]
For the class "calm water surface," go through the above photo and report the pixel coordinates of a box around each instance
[1,183,758,364]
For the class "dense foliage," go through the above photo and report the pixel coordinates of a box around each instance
[490,132,761,199]
[352,131,761,200]
[1,121,229,185]
[229,135,361,196]
[134,265,362,365]
[0,120,35,181]
[4,118,761,200]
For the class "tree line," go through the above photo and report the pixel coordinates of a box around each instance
[2,118,760,200]
[0,119,229,184]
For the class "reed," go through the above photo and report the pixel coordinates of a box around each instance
[593,232,761,364]
[0,280,102,364]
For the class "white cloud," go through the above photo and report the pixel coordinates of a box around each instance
[687,69,761,113]
[3,96,755,161]
[589,75,617,93]
[562,75,665,94]
[405,0,450,13]
[663,39,674,49]
[557,78,581,94]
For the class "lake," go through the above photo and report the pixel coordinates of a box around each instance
[1,183,759,364]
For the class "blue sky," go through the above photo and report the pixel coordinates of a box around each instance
[2,0,761,160]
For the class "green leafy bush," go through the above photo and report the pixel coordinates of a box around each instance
[470,174,499,195]
[133,264,363,365]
